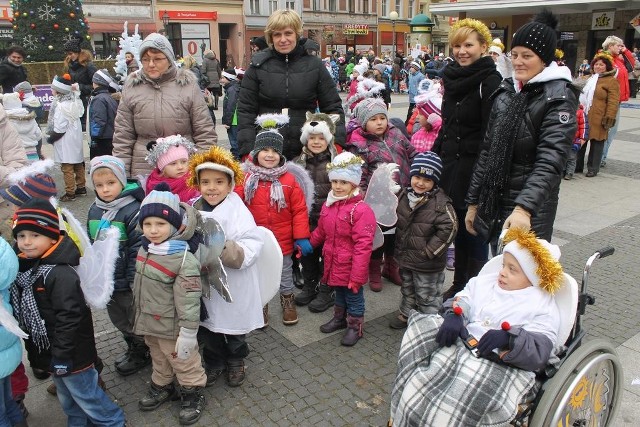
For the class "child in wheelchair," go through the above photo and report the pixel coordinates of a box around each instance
[390,228,564,426]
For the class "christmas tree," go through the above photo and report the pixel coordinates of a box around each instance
[10,0,91,62]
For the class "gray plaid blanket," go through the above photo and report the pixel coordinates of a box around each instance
[390,313,535,426]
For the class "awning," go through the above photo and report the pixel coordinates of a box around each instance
[88,22,158,34]
[429,0,637,17]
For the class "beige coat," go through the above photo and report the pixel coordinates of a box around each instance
[113,66,221,177]
[0,105,27,188]
[587,71,620,141]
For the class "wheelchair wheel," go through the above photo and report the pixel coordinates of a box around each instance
[529,339,623,427]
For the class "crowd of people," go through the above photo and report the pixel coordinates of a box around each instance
[0,7,637,427]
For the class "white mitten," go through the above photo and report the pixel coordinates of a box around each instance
[175,327,198,360]
[386,163,401,193]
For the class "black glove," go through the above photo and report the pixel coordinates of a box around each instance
[47,132,65,144]
[435,313,468,347]
[51,359,73,377]
[477,329,511,357]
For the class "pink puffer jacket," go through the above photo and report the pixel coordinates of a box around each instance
[310,194,376,286]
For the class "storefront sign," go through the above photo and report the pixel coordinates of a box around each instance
[591,11,614,30]
[0,27,13,39]
[33,85,54,111]
[343,24,369,35]
[0,6,12,20]
[160,11,217,21]
[181,23,210,64]
[560,32,574,40]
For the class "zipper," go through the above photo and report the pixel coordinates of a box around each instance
[285,54,289,100]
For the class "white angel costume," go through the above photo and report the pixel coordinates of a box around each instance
[199,192,265,334]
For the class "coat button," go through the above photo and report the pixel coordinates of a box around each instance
[456,154,460,159]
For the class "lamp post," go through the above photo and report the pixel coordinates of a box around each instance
[161,10,170,33]
[389,10,398,59]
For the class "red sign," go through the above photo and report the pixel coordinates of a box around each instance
[159,11,218,21]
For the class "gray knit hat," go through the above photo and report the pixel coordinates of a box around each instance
[13,81,32,93]
[90,155,127,188]
[139,33,176,63]
[354,97,388,127]
[92,69,120,92]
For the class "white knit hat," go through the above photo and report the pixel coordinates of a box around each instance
[503,229,562,292]
[353,63,368,76]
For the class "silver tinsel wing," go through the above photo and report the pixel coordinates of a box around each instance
[0,294,28,339]
[77,226,120,310]
[364,163,399,227]
[197,217,230,302]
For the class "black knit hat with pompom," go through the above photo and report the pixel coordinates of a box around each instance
[512,9,558,66]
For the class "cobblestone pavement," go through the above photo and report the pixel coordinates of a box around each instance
[20,94,640,426]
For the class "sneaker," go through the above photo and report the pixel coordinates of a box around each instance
[446,246,455,271]
[74,187,87,196]
[205,367,224,387]
[59,193,76,202]
[226,360,245,387]
[139,382,179,411]
[389,314,408,329]
[178,386,205,425]
[32,367,50,380]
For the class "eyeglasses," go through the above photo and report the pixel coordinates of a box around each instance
[141,57,168,65]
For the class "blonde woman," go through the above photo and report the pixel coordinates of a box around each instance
[237,9,345,160]
[431,18,502,300]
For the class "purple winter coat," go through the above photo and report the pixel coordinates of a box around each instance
[345,124,416,192]
[310,194,376,286]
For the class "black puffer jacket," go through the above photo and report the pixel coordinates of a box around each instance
[432,57,502,210]
[394,188,458,273]
[68,60,97,101]
[0,59,28,94]
[16,236,97,373]
[237,40,346,159]
[87,180,145,291]
[466,76,579,241]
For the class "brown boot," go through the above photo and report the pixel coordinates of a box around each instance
[368,258,383,292]
[341,314,364,346]
[320,305,347,333]
[387,256,403,286]
[260,305,269,329]
[280,293,298,325]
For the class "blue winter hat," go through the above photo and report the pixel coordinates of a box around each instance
[327,152,364,187]
[410,152,443,185]
[139,182,183,230]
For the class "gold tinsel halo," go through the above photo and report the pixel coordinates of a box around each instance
[450,18,492,47]
[503,228,564,294]
[593,50,614,66]
[555,48,565,60]
[187,146,244,188]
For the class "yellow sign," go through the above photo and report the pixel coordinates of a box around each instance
[343,24,369,35]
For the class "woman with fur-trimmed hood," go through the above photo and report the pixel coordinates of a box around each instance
[112,33,222,178]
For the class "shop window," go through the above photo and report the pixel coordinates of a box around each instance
[250,0,260,15]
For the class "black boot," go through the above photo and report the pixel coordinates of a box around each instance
[139,382,179,411]
[292,258,304,289]
[308,283,334,313]
[179,386,206,425]
[295,280,318,306]
[320,305,347,333]
[116,339,151,376]
[114,336,133,367]
[341,314,364,346]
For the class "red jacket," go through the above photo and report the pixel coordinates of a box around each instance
[613,49,636,102]
[235,171,310,255]
[310,194,376,286]
[575,104,587,141]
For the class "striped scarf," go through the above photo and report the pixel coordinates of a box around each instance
[10,264,55,352]
[143,238,189,256]
[244,163,288,211]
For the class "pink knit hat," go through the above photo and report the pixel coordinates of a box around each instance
[157,144,189,171]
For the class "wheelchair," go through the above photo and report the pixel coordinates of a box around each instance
[497,245,623,427]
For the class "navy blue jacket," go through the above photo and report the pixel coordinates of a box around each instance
[89,87,118,140]
[222,79,240,127]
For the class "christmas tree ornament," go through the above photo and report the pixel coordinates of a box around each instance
[70,12,75,18]
[30,23,36,29]
[53,23,59,29]
[48,45,53,49]
[65,27,69,31]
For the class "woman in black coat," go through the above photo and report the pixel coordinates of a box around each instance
[432,19,501,300]
[63,39,97,132]
[237,9,345,160]
[465,10,578,245]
